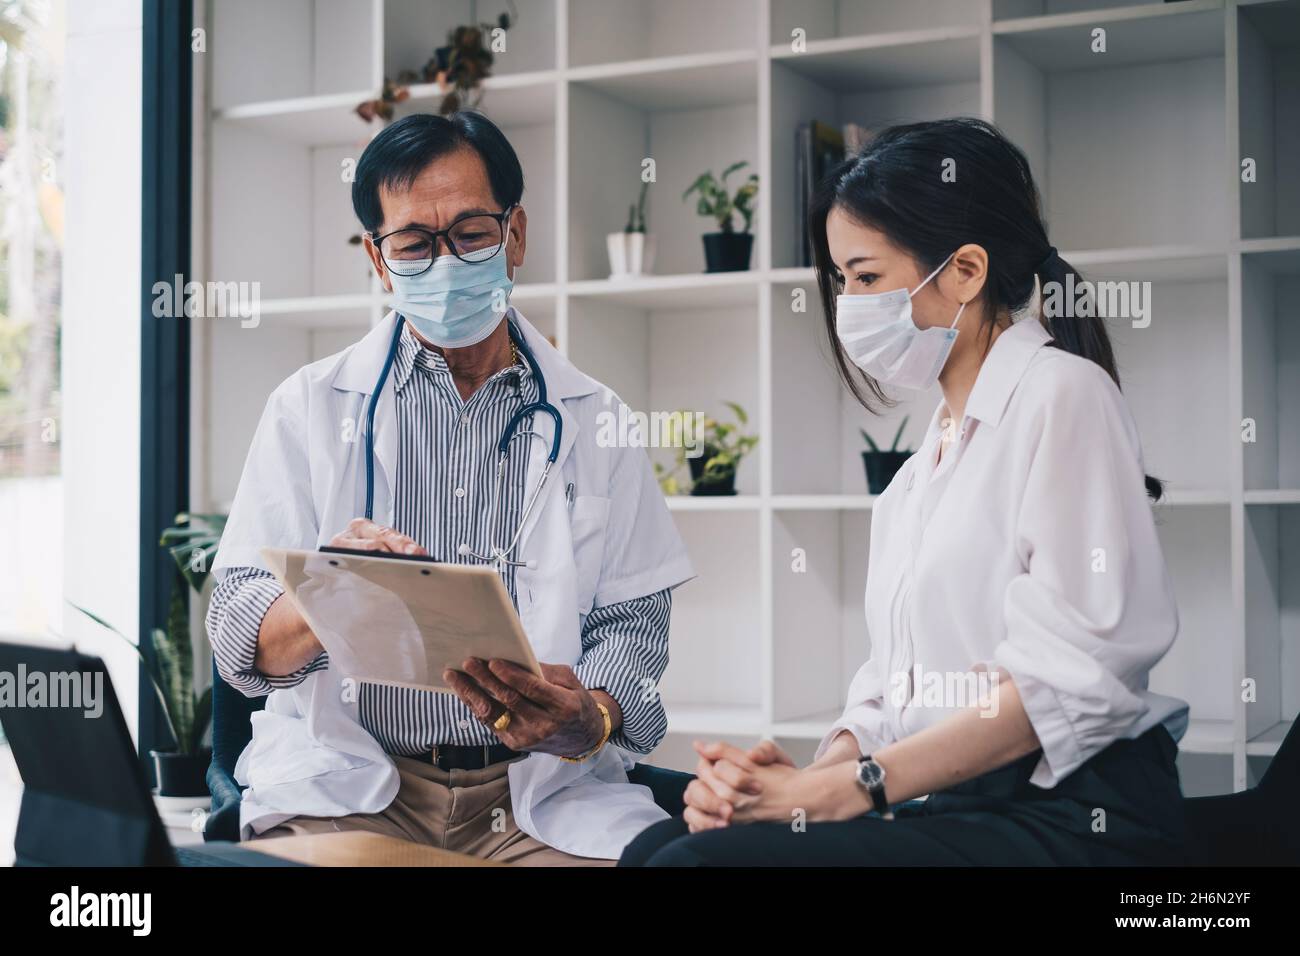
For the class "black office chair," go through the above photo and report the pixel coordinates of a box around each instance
[203,658,692,843]
[1182,717,1300,866]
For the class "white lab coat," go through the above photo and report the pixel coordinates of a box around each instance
[214,308,695,859]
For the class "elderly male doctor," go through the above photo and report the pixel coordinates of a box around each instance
[207,112,694,865]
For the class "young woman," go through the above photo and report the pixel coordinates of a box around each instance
[621,118,1190,867]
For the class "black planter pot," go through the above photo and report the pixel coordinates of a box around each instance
[689,450,738,496]
[151,748,211,798]
[862,450,911,495]
[701,232,754,272]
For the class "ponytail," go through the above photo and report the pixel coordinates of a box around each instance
[1034,247,1164,501]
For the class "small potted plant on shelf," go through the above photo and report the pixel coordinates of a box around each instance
[607,181,655,277]
[861,417,913,494]
[682,161,759,272]
[356,5,516,120]
[655,402,759,497]
[70,513,227,798]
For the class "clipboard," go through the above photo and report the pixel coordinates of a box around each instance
[260,546,542,694]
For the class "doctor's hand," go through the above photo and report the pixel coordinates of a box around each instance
[328,518,428,555]
[443,659,611,759]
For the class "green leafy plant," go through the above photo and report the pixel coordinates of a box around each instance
[681,161,759,234]
[655,402,759,494]
[625,181,649,233]
[68,513,227,756]
[861,415,911,454]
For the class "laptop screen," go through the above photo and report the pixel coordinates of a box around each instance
[0,640,156,819]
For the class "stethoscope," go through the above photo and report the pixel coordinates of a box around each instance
[363,316,562,570]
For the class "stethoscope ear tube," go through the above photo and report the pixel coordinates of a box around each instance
[364,318,407,521]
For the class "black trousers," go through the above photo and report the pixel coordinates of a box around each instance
[619,726,1187,867]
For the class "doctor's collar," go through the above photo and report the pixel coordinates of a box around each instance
[394,320,533,395]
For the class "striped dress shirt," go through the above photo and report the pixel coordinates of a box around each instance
[207,322,671,755]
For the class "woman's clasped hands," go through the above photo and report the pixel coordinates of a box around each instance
[683,738,849,832]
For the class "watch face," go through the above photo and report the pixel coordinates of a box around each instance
[858,759,885,789]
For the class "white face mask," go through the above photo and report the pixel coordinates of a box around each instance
[835,252,966,391]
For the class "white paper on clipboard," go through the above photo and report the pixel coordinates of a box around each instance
[260,547,542,694]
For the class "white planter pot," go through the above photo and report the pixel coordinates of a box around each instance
[607,231,656,277]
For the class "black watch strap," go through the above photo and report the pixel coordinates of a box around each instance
[858,755,892,818]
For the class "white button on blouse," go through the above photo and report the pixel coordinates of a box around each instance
[818,315,1189,787]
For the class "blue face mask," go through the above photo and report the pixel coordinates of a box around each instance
[387,248,514,349]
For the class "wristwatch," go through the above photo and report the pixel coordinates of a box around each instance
[855,755,894,820]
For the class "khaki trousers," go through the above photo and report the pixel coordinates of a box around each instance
[250,755,615,867]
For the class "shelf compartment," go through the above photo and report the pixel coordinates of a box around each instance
[657,510,764,719]
[1149,506,1236,734]
[770,509,871,724]
[567,293,761,496]
[567,0,758,69]
[383,0,557,81]
[209,130,372,301]
[1243,503,1300,750]
[991,8,1227,251]
[210,0,378,111]
[1242,246,1300,491]
[769,38,981,271]
[1101,273,1231,495]
[567,72,760,281]
[769,280,932,497]
[1238,0,1300,239]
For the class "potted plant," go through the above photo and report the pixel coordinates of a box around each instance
[70,512,226,797]
[655,402,758,496]
[861,417,913,494]
[682,161,759,272]
[356,6,515,120]
[607,181,655,277]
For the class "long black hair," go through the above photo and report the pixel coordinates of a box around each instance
[810,116,1162,500]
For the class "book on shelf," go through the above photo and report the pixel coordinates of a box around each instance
[843,122,873,157]
[796,120,848,268]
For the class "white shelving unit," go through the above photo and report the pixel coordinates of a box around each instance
[195,0,1298,792]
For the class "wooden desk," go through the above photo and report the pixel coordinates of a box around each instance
[253,831,502,867]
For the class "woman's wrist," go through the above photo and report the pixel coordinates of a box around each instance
[799,761,874,822]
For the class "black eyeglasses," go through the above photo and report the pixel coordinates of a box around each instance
[370,206,515,277]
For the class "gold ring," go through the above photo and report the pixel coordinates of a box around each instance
[493,711,512,732]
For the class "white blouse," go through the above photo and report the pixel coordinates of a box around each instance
[817,314,1189,788]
